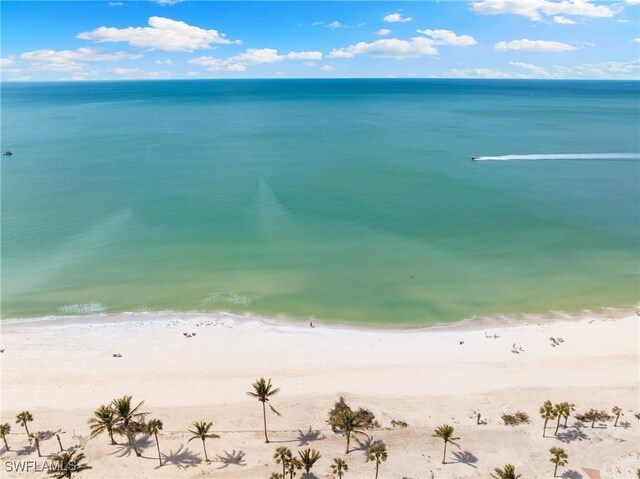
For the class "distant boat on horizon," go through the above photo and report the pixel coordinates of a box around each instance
[3,151,13,156]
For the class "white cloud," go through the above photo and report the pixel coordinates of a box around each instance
[69,70,99,81]
[5,75,31,81]
[189,48,322,72]
[154,59,173,65]
[151,0,185,5]
[626,0,640,4]
[510,61,551,77]
[108,2,124,6]
[327,50,354,59]
[445,59,640,79]
[320,65,334,71]
[495,39,576,52]
[77,16,240,52]
[553,15,576,24]
[329,37,437,59]
[285,51,322,60]
[375,29,391,36]
[443,68,512,78]
[327,21,344,29]
[471,0,618,21]
[634,38,640,43]
[113,67,172,78]
[384,13,413,23]
[554,59,640,78]
[20,47,140,71]
[416,29,477,46]
[0,58,14,67]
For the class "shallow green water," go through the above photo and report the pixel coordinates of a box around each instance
[1,79,639,324]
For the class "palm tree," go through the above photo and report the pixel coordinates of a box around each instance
[298,448,321,475]
[367,442,387,479]
[330,458,349,478]
[0,423,11,451]
[29,432,45,457]
[549,447,568,477]
[274,446,292,478]
[47,450,92,479]
[490,464,522,479]
[560,402,575,428]
[270,474,283,479]
[146,419,164,467]
[188,421,219,462]
[540,400,557,437]
[88,405,118,445]
[286,457,303,479]
[336,409,366,454]
[16,411,33,436]
[432,424,460,464]
[247,378,281,443]
[554,403,573,435]
[612,406,623,427]
[111,395,148,457]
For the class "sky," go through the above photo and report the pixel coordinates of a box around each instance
[1,0,639,81]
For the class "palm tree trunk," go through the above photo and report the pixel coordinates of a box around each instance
[543,419,548,437]
[591,419,595,428]
[56,433,64,452]
[128,430,141,457]
[108,428,116,445]
[155,433,162,466]
[35,438,41,457]
[262,401,269,443]
[563,416,569,428]
[554,462,558,477]
[282,460,286,478]
[23,423,30,436]
[202,438,209,462]
[375,461,380,479]
[2,436,8,451]
[442,440,447,464]
[554,416,561,436]
[345,431,350,454]
[614,414,620,427]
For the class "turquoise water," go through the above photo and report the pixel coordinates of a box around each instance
[1,79,639,324]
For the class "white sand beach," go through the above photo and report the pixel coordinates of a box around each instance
[0,310,638,478]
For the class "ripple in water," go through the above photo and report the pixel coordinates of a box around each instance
[201,292,252,306]
[59,303,106,314]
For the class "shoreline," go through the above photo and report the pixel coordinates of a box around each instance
[1,304,638,333]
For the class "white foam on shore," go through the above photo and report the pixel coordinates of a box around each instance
[3,304,638,333]
[473,153,640,161]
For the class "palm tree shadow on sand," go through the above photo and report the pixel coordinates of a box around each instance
[16,445,36,456]
[213,449,246,469]
[451,450,478,468]
[561,470,584,479]
[110,435,153,458]
[161,444,202,469]
[297,427,325,446]
[353,434,374,456]
[556,427,589,444]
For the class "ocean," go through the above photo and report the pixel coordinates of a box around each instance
[1,79,639,324]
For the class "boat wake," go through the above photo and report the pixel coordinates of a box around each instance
[472,153,640,161]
